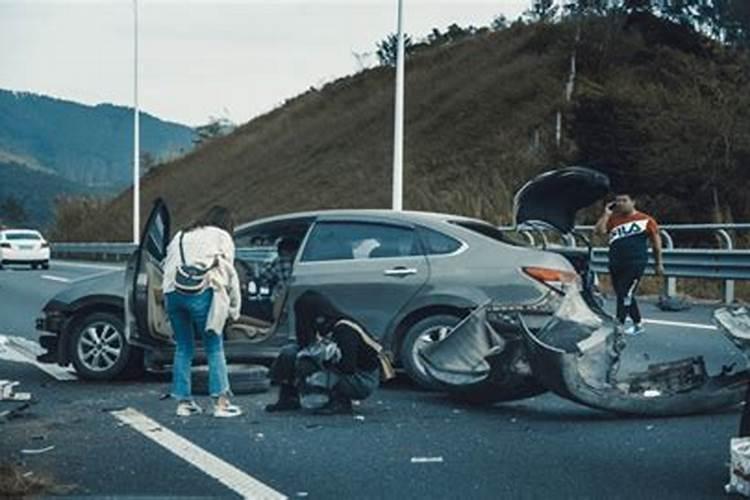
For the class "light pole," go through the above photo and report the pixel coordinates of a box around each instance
[132,0,140,244]
[391,0,405,211]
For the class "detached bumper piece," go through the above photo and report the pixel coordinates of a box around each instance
[519,289,748,416]
[419,300,547,402]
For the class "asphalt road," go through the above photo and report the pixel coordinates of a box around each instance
[1,261,747,499]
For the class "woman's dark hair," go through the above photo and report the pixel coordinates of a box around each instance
[294,290,352,346]
[187,205,235,234]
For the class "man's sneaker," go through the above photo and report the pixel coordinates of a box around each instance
[214,401,243,418]
[624,324,645,336]
[176,400,203,417]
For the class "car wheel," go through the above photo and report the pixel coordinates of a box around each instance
[192,364,270,395]
[0,261,5,270]
[69,312,144,381]
[41,261,50,270]
[399,313,462,390]
[31,263,38,270]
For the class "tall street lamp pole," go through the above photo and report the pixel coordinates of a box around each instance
[392,0,405,211]
[132,0,140,244]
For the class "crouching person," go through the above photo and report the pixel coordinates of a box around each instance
[265,290,394,415]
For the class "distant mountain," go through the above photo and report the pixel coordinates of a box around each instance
[0,161,109,229]
[0,89,195,187]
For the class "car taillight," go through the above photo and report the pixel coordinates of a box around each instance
[0,243,10,248]
[522,266,580,295]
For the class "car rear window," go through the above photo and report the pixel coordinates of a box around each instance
[417,227,463,255]
[5,232,41,240]
[449,221,527,247]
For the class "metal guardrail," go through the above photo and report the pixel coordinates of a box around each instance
[52,223,750,303]
[509,223,750,304]
[51,243,136,263]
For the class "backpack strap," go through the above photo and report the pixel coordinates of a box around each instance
[178,231,187,266]
[335,319,396,380]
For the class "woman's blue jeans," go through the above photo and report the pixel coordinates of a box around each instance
[165,289,231,400]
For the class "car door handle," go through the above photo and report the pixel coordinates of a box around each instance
[384,267,418,277]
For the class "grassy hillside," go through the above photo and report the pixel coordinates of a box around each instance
[61,13,750,242]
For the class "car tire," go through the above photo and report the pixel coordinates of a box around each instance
[69,312,144,381]
[41,261,50,270]
[0,261,5,270]
[399,313,463,390]
[31,263,38,270]
[192,364,270,395]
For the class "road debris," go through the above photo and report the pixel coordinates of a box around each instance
[410,456,444,464]
[0,380,31,402]
[354,415,365,422]
[21,445,55,455]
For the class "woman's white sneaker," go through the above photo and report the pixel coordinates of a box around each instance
[176,400,203,417]
[213,402,242,418]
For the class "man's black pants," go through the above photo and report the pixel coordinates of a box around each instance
[609,263,646,324]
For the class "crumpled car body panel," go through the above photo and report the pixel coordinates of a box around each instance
[519,289,749,416]
[419,301,547,402]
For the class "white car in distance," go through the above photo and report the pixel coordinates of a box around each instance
[0,229,50,270]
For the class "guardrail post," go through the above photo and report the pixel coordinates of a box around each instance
[716,229,735,304]
[659,229,676,298]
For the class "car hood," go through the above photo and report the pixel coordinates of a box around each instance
[513,166,610,233]
[43,269,126,312]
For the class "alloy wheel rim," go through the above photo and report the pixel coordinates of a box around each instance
[77,321,123,372]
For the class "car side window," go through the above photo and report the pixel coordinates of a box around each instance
[234,219,313,252]
[301,222,422,262]
[417,226,463,255]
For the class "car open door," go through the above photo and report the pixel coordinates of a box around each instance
[125,198,172,349]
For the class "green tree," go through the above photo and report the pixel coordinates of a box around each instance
[376,33,415,66]
[193,117,236,148]
[526,0,559,22]
[0,196,28,227]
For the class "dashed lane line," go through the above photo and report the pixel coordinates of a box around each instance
[41,274,72,283]
[642,318,717,331]
[0,334,77,381]
[111,407,287,500]
[53,261,124,271]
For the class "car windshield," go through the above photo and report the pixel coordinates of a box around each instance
[5,232,41,241]
[449,221,528,247]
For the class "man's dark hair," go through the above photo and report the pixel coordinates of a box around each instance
[187,205,235,234]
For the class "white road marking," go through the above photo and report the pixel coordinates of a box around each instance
[0,335,77,381]
[53,261,123,271]
[111,408,287,500]
[41,274,71,283]
[642,318,717,331]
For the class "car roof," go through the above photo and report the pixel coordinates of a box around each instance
[235,209,489,232]
[0,229,43,235]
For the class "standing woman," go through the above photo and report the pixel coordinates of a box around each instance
[162,205,242,417]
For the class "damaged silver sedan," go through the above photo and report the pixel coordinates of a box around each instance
[421,167,750,416]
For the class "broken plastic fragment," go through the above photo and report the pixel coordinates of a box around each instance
[21,445,55,455]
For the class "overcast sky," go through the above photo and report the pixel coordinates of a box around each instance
[1,0,530,126]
